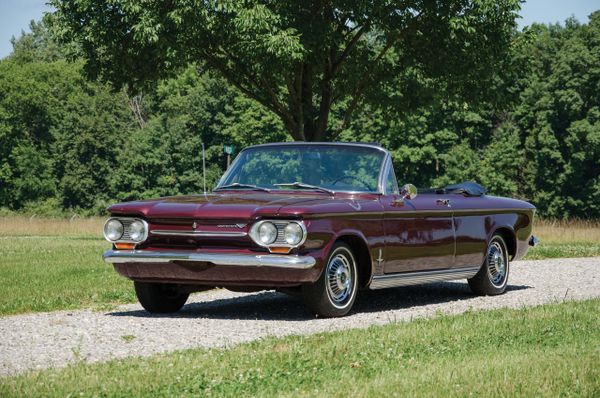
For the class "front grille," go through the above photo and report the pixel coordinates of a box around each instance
[120,218,136,241]
[273,221,291,245]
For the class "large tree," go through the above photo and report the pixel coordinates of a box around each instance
[51,0,520,141]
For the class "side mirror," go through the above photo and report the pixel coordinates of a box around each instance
[400,183,417,200]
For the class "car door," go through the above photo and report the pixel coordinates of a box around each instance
[448,195,490,268]
[379,162,455,273]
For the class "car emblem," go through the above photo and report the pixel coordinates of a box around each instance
[376,249,384,265]
[217,223,247,229]
[192,222,198,230]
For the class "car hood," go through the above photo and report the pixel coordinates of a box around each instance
[107,192,370,220]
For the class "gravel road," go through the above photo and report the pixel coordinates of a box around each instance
[1,257,599,376]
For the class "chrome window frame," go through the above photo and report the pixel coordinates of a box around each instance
[381,155,399,195]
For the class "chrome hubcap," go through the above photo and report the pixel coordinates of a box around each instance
[487,241,507,286]
[326,253,353,305]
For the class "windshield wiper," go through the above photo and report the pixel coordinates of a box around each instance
[274,182,335,195]
[215,183,271,192]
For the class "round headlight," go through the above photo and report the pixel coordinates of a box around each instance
[257,222,277,245]
[283,222,303,245]
[129,220,146,242]
[104,219,123,241]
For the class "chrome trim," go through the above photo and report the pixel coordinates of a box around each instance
[369,267,480,290]
[151,230,247,238]
[246,142,387,152]
[380,154,400,195]
[304,207,531,219]
[249,220,308,250]
[529,235,540,247]
[103,217,149,244]
[103,250,316,269]
[376,152,390,194]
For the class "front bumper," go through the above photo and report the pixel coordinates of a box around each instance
[102,250,316,269]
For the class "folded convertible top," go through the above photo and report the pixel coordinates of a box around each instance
[418,181,487,197]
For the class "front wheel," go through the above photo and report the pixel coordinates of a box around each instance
[302,242,358,317]
[468,235,510,295]
[134,281,189,313]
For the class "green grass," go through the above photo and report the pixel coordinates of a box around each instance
[0,236,135,316]
[1,299,598,397]
[525,242,600,260]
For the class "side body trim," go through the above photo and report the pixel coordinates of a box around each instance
[369,266,480,290]
[304,208,528,219]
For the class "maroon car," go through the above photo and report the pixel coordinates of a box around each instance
[103,142,538,317]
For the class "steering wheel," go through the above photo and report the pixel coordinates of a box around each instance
[330,175,372,191]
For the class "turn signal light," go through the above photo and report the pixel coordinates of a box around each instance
[115,242,136,250]
[269,247,291,254]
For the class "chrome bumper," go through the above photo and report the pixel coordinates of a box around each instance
[102,250,316,269]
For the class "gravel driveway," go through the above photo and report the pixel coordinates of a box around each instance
[1,257,599,376]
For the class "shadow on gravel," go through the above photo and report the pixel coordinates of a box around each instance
[108,281,532,321]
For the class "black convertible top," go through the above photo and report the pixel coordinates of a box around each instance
[418,181,486,197]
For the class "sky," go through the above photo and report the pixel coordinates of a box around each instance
[0,0,599,59]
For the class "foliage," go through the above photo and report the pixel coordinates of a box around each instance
[0,12,599,218]
[50,0,521,140]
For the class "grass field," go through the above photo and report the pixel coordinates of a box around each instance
[1,299,598,397]
[0,216,598,316]
[0,217,134,316]
[526,218,600,259]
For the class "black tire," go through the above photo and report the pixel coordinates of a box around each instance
[134,281,189,313]
[302,242,358,317]
[468,235,510,295]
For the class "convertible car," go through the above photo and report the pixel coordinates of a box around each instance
[103,142,538,317]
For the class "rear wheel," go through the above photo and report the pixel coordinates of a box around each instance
[134,281,189,313]
[468,235,510,295]
[302,242,358,317]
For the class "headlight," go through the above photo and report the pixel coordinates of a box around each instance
[257,222,277,245]
[104,219,124,241]
[129,220,146,242]
[250,220,307,249]
[284,222,303,245]
[103,217,148,244]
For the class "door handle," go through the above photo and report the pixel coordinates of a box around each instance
[436,199,451,207]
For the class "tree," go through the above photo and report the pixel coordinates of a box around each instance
[51,0,521,141]
[8,16,66,64]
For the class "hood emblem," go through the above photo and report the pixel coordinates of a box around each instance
[217,223,247,229]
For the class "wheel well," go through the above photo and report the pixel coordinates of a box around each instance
[336,235,372,289]
[494,228,516,260]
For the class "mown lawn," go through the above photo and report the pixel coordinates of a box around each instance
[0,216,598,315]
[0,236,135,315]
[1,299,598,397]
[525,242,600,259]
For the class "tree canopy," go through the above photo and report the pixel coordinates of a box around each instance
[51,0,521,141]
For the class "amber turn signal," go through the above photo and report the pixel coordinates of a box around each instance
[269,247,291,254]
[115,242,136,250]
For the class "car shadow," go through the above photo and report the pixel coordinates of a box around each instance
[108,281,532,321]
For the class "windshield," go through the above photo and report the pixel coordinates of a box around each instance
[217,145,386,193]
